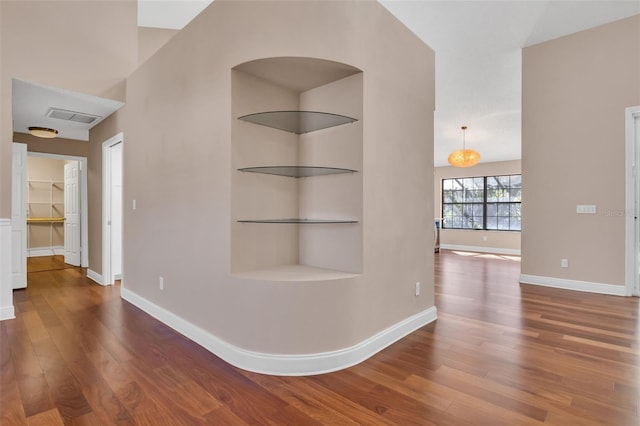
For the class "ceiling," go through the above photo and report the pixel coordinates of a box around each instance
[12,79,124,141]
[14,1,639,157]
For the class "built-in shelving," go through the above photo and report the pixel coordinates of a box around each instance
[232,59,363,278]
[27,218,65,223]
[238,218,358,224]
[233,264,359,282]
[238,110,357,134]
[238,166,356,178]
[237,110,359,226]
[27,179,64,255]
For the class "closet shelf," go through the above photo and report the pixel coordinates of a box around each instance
[27,218,65,223]
[238,110,357,134]
[238,218,358,224]
[238,166,357,178]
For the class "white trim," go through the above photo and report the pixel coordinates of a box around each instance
[28,246,65,257]
[519,274,626,296]
[0,219,15,320]
[441,244,521,256]
[27,152,89,268]
[0,306,16,321]
[102,133,124,286]
[625,106,640,296]
[121,287,437,376]
[87,269,107,286]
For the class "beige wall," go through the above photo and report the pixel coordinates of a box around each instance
[87,111,126,275]
[123,0,435,356]
[13,132,89,158]
[1,0,137,218]
[522,15,640,286]
[138,27,179,65]
[435,160,521,252]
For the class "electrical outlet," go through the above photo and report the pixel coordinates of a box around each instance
[159,276,164,290]
[561,259,569,268]
[415,282,421,296]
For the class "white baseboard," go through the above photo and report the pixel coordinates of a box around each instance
[28,246,64,257]
[121,287,437,376]
[519,274,626,296]
[0,219,15,321]
[87,269,107,286]
[441,244,521,256]
[0,305,15,321]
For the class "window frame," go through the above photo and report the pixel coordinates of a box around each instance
[441,174,521,232]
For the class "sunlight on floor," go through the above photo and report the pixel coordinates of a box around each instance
[450,250,521,262]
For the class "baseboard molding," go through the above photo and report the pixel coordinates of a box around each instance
[0,219,15,321]
[441,244,521,256]
[28,246,64,257]
[121,287,437,376]
[519,274,626,296]
[0,305,15,321]
[87,269,107,286]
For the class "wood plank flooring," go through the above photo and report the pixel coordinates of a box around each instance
[27,256,76,273]
[1,251,638,425]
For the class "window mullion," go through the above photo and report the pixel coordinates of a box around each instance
[483,176,487,230]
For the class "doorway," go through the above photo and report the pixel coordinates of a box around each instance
[102,133,123,285]
[625,106,640,296]
[27,153,87,270]
[11,149,88,288]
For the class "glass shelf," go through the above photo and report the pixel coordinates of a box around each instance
[238,166,356,178]
[238,219,358,224]
[238,111,357,134]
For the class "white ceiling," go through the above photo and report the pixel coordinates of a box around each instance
[14,1,639,155]
[12,79,124,141]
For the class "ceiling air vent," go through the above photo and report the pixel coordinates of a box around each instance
[46,108,101,124]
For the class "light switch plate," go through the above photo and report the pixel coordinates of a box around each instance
[576,205,596,214]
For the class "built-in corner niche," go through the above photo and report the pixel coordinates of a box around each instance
[231,57,363,280]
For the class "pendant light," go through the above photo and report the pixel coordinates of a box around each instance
[448,125,480,167]
[28,126,59,138]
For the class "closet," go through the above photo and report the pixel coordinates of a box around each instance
[27,157,66,256]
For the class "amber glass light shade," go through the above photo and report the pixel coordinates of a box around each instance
[448,125,480,167]
[448,149,480,167]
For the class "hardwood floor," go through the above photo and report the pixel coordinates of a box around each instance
[1,251,638,425]
[27,255,76,273]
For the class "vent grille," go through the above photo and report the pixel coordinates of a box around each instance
[46,108,101,124]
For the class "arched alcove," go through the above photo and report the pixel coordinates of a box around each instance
[231,57,363,280]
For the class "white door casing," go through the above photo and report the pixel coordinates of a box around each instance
[102,133,124,286]
[625,106,640,296]
[111,142,123,279]
[11,143,27,289]
[64,162,81,266]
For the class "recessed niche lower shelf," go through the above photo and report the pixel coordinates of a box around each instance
[233,264,359,282]
[238,218,358,224]
[238,166,356,178]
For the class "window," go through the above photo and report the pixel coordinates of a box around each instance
[442,174,521,231]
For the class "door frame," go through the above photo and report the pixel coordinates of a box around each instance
[11,143,27,289]
[625,106,640,296]
[28,152,88,267]
[102,133,123,286]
